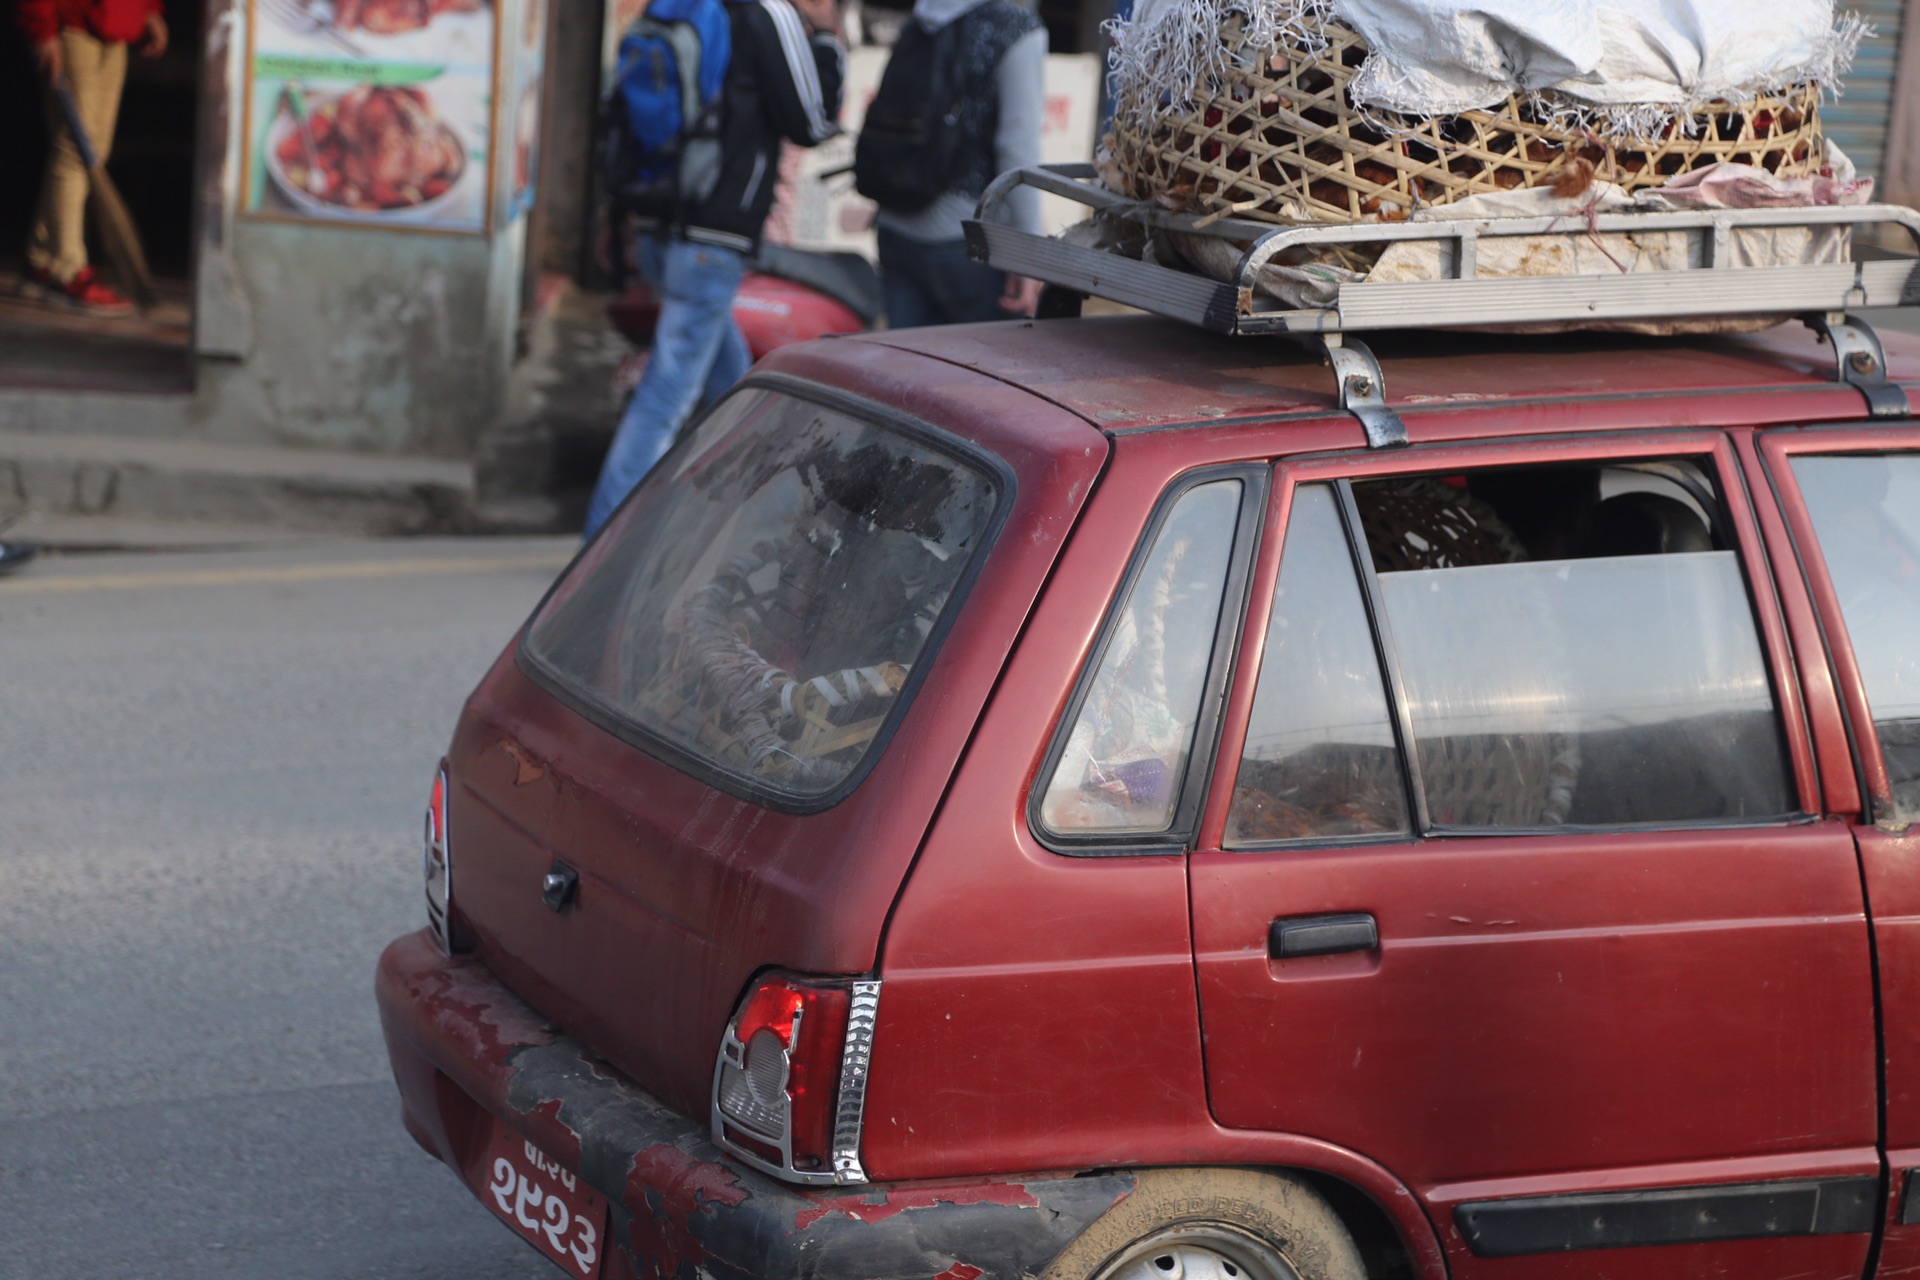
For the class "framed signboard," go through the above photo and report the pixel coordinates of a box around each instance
[241,0,499,232]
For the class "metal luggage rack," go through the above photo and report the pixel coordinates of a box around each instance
[964,164,1920,445]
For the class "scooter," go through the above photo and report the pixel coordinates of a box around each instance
[606,242,884,390]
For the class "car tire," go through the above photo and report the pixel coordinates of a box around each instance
[1042,1168,1368,1280]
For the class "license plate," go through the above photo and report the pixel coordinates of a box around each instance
[481,1126,607,1279]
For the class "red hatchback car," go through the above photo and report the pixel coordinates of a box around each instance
[378,304,1920,1280]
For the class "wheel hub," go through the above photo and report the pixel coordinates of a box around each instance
[1101,1224,1303,1280]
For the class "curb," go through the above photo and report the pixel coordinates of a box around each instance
[0,431,477,544]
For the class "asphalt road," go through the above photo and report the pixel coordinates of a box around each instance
[0,537,583,1278]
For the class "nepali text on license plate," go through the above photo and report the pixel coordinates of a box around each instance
[483,1127,606,1279]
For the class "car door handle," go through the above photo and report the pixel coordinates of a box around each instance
[1269,913,1379,959]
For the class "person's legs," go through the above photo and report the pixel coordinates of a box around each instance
[877,227,1005,327]
[697,310,752,410]
[585,236,747,536]
[917,238,1007,324]
[77,32,128,162]
[877,227,942,330]
[26,29,125,285]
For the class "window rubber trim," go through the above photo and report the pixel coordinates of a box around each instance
[515,373,1019,817]
[1210,445,1810,853]
[1758,436,1920,827]
[1210,476,1424,853]
[1335,477,1432,834]
[1030,464,1269,856]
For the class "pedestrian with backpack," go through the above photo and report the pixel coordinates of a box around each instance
[854,0,1045,328]
[585,0,846,537]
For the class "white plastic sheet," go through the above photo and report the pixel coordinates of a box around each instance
[1113,0,1865,137]
[1338,0,1862,121]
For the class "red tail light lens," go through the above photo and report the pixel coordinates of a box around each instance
[712,972,880,1185]
[423,763,451,952]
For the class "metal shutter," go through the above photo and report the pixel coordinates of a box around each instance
[1828,0,1907,177]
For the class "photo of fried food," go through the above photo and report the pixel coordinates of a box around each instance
[332,0,479,35]
[273,86,466,212]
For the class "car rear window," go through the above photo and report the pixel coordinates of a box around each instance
[1038,477,1245,837]
[522,386,1002,803]
[1791,453,1920,827]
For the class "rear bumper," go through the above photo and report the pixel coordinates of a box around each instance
[376,930,1136,1280]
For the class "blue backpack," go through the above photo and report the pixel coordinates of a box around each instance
[604,0,733,214]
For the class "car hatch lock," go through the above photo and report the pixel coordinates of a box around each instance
[542,862,580,913]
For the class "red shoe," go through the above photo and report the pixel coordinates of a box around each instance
[29,265,133,314]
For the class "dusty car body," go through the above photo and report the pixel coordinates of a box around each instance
[379,312,1920,1280]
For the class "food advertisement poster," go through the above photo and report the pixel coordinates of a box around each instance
[244,0,498,232]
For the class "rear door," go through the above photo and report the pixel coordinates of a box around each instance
[450,372,1106,1119]
[1188,434,1879,1279]
[1760,428,1920,1277]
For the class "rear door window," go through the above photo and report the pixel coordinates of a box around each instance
[1226,459,1795,845]
[522,386,1004,804]
[1228,484,1410,844]
[1791,453,1920,826]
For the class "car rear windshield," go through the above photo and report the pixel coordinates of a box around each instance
[522,387,1002,803]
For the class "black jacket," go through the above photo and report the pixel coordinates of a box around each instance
[643,0,844,251]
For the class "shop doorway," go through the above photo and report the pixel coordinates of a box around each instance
[0,0,200,394]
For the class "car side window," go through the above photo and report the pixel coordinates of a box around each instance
[1038,478,1244,837]
[1791,453,1920,827]
[1227,460,1795,845]
[1228,484,1411,846]
[1359,463,1794,829]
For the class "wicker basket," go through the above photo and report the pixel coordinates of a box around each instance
[1108,18,1828,225]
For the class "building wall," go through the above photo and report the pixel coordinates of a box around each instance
[1828,0,1906,179]
[0,214,520,461]
[210,221,512,455]
[533,0,605,280]
[1882,0,1920,208]
[0,0,533,460]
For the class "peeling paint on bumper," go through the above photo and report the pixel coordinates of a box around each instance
[377,931,1137,1280]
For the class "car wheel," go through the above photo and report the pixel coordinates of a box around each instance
[1044,1169,1367,1280]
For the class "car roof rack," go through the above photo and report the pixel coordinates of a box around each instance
[965,164,1920,445]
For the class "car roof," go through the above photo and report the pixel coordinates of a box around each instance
[858,314,1920,435]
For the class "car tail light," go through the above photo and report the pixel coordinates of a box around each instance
[423,763,451,952]
[712,972,880,1184]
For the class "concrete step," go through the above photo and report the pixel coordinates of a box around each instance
[0,431,475,544]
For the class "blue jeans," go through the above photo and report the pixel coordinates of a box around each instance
[585,235,752,536]
[878,227,1008,329]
